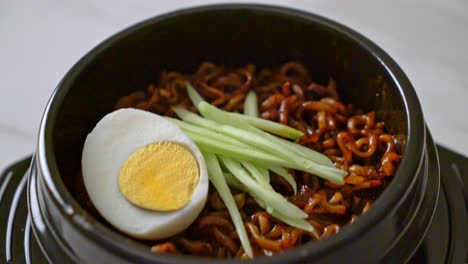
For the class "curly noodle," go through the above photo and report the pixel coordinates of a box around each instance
[105,61,401,258]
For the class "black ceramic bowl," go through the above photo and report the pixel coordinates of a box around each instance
[28,4,439,264]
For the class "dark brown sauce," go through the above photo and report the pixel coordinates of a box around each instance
[74,62,401,259]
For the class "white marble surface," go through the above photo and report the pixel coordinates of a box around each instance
[1,0,467,171]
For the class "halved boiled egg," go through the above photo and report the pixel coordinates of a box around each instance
[81,108,208,240]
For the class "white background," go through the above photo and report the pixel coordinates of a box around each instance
[1,0,467,170]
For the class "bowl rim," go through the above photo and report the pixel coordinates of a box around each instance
[36,3,426,263]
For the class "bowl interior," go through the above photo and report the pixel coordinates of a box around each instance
[47,4,410,261]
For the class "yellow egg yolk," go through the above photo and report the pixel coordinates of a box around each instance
[118,142,199,211]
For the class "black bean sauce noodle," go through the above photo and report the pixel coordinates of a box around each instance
[80,62,401,259]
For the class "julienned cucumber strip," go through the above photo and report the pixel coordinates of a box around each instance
[186,82,205,107]
[269,166,297,195]
[173,107,220,131]
[193,129,344,184]
[220,157,308,219]
[167,117,251,149]
[223,172,244,190]
[198,102,334,168]
[184,129,292,167]
[223,173,274,214]
[258,166,270,184]
[185,81,300,139]
[241,161,270,187]
[257,129,335,168]
[268,209,316,234]
[184,82,333,168]
[188,128,344,185]
[231,112,304,139]
[203,152,253,258]
[243,162,297,196]
[179,105,346,184]
[224,171,271,216]
[173,108,291,165]
[173,107,345,184]
[182,82,320,238]
[198,101,303,140]
[223,171,316,234]
[244,90,259,117]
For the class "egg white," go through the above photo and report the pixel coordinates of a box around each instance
[81,108,208,240]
